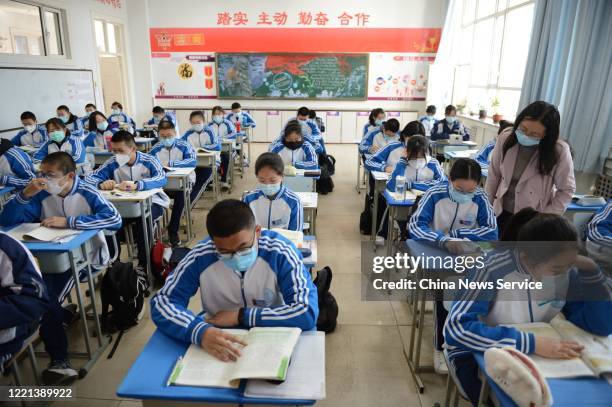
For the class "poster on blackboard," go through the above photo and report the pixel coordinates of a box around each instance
[216,53,368,100]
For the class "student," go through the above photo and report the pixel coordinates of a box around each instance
[85,131,169,268]
[386,135,446,192]
[430,105,470,141]
[225,102,256,130]
[474,120,513,170]
[182,110,220,202]
[56,105,84,138]
[291,107,323,154]
[84,111,117,149]
[0,137,36,189]
[0,232,48,376]
[485,101,575,233]
[34,118,86,174]
[418,105,437,137]
[363,108,386,138]
[586,200,612,274]
[308,109,325,134]
[80,103,97,130]
[499,207,539,241]
[146,106,178,130]
[12,111,48,148]
[365,121,426,173]
[269,120,318,170]
[151,199,318,360]
[444,214,612,405]
[243,153,303,231]
[208,106,236,187]
[149,120,196,246]
[359,118,400,155]
[108,101,135,127]
[1,152,121,384]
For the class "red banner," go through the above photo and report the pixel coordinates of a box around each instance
[149,28,441,53]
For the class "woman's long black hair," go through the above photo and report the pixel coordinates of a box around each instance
[368,108,385,126]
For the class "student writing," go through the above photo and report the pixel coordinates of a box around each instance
[0,137,36,189]
[359,118,401,155]
[269,120,318,170]
[366,120,427,174]
[430,104,470,141]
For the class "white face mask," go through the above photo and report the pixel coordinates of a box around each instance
[24,124,36,133]
[115,153,131,167]
[45,177,65,195]
[192,123,204,132]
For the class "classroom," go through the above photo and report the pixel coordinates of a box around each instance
[0,0,610,406]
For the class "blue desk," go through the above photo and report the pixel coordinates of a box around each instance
[473,352,612,407]
[284,171,320,193]
[382,189,416,256]
[93,150,113,166]
[567,202,605,212]
[117,330,315,406]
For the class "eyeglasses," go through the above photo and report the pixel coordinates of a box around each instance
[216,232,256,260]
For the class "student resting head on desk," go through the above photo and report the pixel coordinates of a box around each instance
[80,103,97,130]
[149,120,196,247]
[243,152,304,231]
[56,105,83,138]
[151,199,318,361]
[366,120,427,174]
[0,135,36,190]
[269,120,319,171]
[359,118,401,155]
[444,213,612,405]
[34,118,86,174]
[430,104,470,141]
[12,111,48,148]
[364,107,386,138]
[0,151,121,384]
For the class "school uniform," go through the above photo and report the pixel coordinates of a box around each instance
[586,201,612,274]
[108,112,135,127]
[430,119,470,141]
[63,114,84,139]
[83,127,117,149]
[149,139,196,237]
[359,127,399,154]
[285,118,324,154]
[0,142,36,189]
[418,115,436,137]
[0,177,121,363]
[151,229,318,344]
[147,113,180,134]
[11,125,48,148]
[225,111,256,128]
[80,115,91,131]
[243,185,304,231]
[474,140,496,170]
[364,141,404,173]
[85,151,169,267]
[269,141,318,170]
[444,249,612,404]
[363,122,379,138]
[207,119,236,183]
[33,135,87,174]
[0,232,48,374]
[386,157,446,192]
[182,126,220,202]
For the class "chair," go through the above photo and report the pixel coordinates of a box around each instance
[593,174,612,200]
[443,349,469,407]
[3,332,41,392]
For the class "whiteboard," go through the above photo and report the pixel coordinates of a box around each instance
[0,68,96,131]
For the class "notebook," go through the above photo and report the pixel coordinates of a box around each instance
[271,228,304,248]
[511,318,612,379]
[7,223,79,243]
[169,327,301,388]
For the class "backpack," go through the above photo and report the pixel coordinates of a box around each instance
[359,193,373,235]
[316,154,336,195]
[100,262,147,333]
[313,266,338,333]
[151,242,191,284]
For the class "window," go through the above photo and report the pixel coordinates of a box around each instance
[94,19,122,56]
[0,0,66,56]
[452,0,535,118]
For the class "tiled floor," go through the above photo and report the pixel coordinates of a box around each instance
[3,143,465,406]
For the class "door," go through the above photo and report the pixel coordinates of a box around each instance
[94,19,128,115]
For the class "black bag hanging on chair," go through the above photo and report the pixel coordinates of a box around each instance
[313,266,338,333]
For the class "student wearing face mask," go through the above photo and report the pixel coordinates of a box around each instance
[430,105,470,141]
[363,108,386,138]
[366,121,427,174]
[80,103,97,130]
[0,136,36,190]
[243,153,303,231]
[12,111,48,148]
[444,214,612,405]
[207,106,236,187]
[34,118,86,174]
[485,101,575,234]
[226,102,256,131]
[0,152,121,384]
[269,121,318,170]
[84,111,118,149]
[418,105,437,137]
[56,105,84,139]
[386,135,446,192]
[108,101,136,128]
[85,131,169,269]
[359,118,401,155]
[474,120,513,171]
[146,106,179,133]
[149,120,196,246]
[151,199,317,360]
[284,107,324,154]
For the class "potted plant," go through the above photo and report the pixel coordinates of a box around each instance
[456,101,467,115]
[491,97,503,123]
[478,104,488,120]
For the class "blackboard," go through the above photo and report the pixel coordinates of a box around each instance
[216,53,368,100]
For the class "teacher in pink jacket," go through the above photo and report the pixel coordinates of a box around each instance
[485,101,575,233]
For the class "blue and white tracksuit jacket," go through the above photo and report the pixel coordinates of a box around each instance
[150,230,319,345]
[269,141,318,170]
[443,249,612,364]
[430,119,470,141]
[359,127,399,154]
[586,201,612,272]
[386,157,446,192]
[85,151,170,208]
[11,125,47,148]
[363,122,378,138]
[408,183,498,246]
[365,141,404,172]
[226,112,256,128]
[418,115,436,137]
[243,185,304,231]
[474,140,496,170]
[207,119,237,141]
[287,118,323,154]
[149,139,196,183]
[182,127,221,165]
[108,112,136,127]
[0,147,35,189]
[147,113,179,133]
[63,115,84,139]
[83,128,117,149]
[80,115,90,130]
[33,136,86,168]
[0,178,121,268]
[0,232,48,371]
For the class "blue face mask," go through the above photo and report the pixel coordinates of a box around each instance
[449,184,475,204]
[213,115,223,124]
[258,182,282,196]
[59,115,69,124]
[375,119,384,126]
[515,128,541,147]
[446,116,456,125]
[162,137,175,147]
[112,109,121,115]
[221,244,258,272]
[191,123,204,132]
[97,121,108,131]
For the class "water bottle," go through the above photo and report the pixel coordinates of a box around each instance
[395,175,406,195]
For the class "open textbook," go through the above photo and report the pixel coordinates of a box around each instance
[271,228,304,248]
[511,319,612,379]
[169,327,301,388]
[7,223,79,243]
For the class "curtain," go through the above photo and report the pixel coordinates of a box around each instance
[519,0,612,173]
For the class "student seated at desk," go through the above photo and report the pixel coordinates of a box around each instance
[308,109,325,134]
[243,153,303,231]
[269,120,318,171]
[386,135,446,192]
[363,108,386,138]
[34,118,86,174]
[56,105,84,139]
[444,214,612,405]
[359,118,401,155]
[0,137,36,189]
[146,106,178,131]
[474,120,513,170]
[366,121,426,173]
[0,232,49,375]
[84,111,118,149]
[1,152,121,384]
[149,120,196,247]
[151,199,318,361]
[586,200,612,275]
[418,105,437,137]
[182,110,220,202]
[108,101,136,129]
[287,107,324,154]
[208,106,236,187]
[225,102,256,131]
[80,103,97,130]
[430,104,470,141]
[12,111,47,148]
[85,130,169,269]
